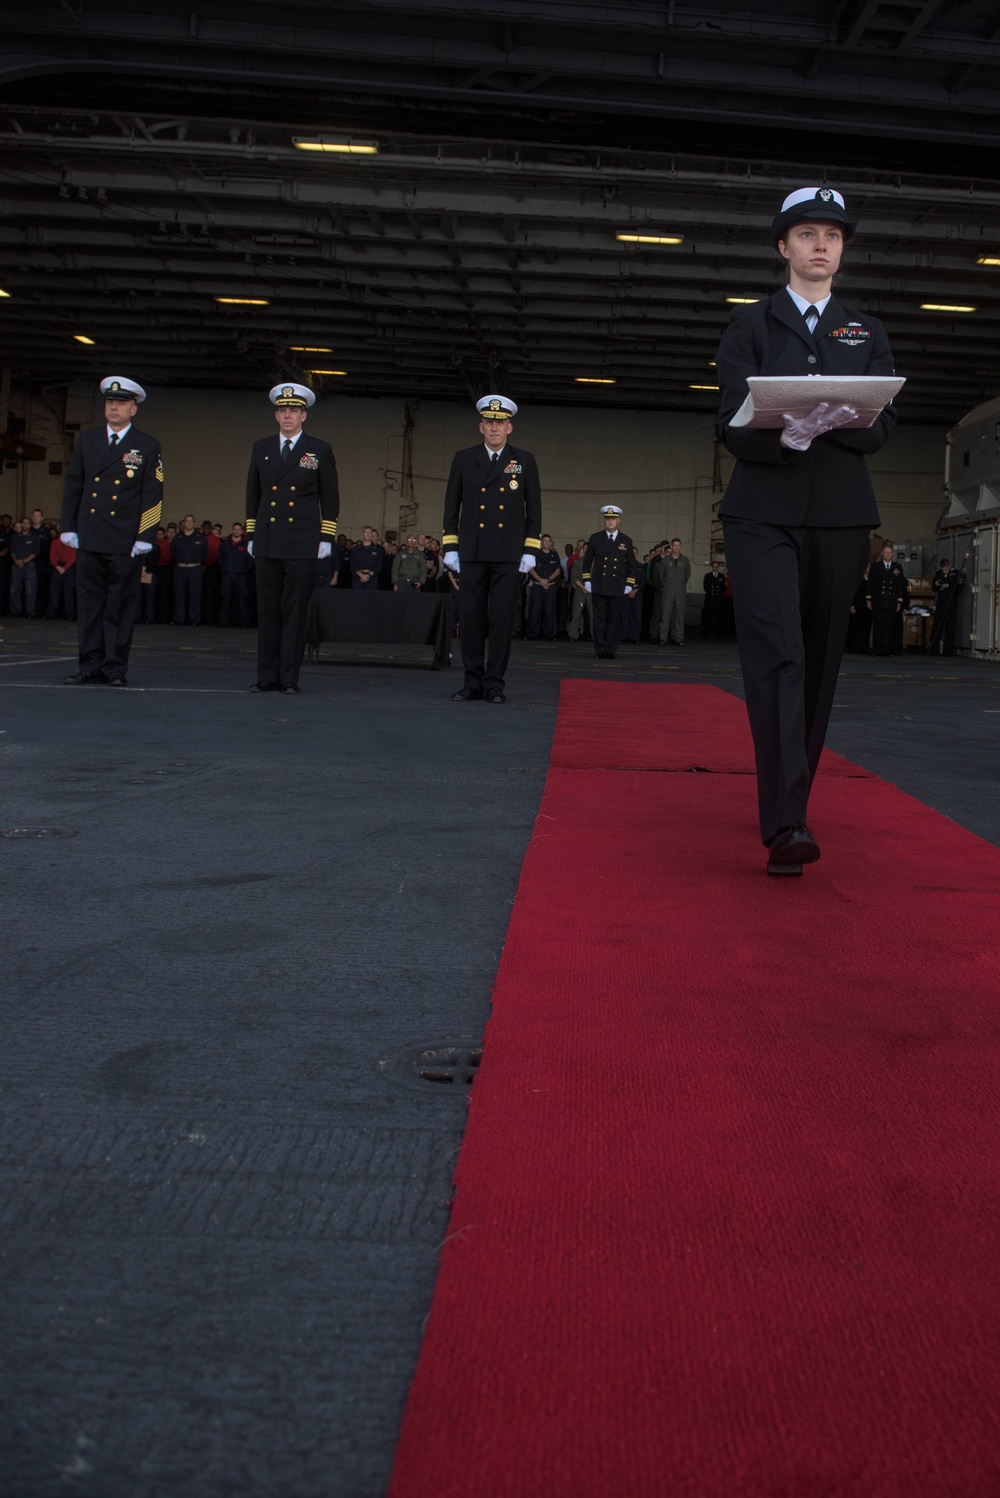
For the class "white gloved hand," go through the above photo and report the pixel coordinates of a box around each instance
[248,540,254,557]
[60,532,79,548]
[781,402,858,452]
[518,553,534,575]
[317,542,332,559]
[443,550,460,573]
[131,541,153,557]
[584,581,592,594]
[624,586,634,597]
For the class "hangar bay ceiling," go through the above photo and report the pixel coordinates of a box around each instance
[2,1,1000,424]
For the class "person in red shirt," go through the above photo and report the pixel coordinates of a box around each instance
[201,519,222,625]
[46,533,77,619]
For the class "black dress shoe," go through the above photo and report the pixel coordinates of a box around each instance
[485,688,507,704]
[106,673,128,687]
[280,683,300,695]
[249,681,278,693]
[451,687,484,701]
[63,670,104,685]
[766,823,821,877]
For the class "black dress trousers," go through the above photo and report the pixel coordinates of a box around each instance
[458,561,521,692]
[722,519,869,846]
[75,550,143,677]
[593,594,624,656]
[255,557,316,686]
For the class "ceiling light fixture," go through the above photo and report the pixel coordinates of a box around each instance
[976,257,1000,267]
[920,303,976,313]
[615,233,683,246]
[574,376,616,385]
[290,345,333,353]
[0,288,11,299]
[215,296,269,306]
[726,297,759,305]
[293,138,378,155]
[309,369,348,376]
[690,383,719,391]
[73,334,96,345]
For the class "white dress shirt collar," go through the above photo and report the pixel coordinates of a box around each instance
[606,530,618,541]
[280,430,302,450]
[485,444,506,461]
[786,287,832,321]
[107,422,132,442]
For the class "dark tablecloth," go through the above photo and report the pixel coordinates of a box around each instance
[305,590,452,669]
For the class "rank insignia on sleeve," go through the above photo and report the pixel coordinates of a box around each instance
[299,452,319,470]
[831,322,871,346]
[155,459,164,483]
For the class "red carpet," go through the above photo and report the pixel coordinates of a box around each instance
[390,684,1000,1498]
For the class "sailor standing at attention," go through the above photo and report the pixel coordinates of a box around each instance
[245,383,339,695]
[60,375,162,687]
[581,505,637,661]
[442,395,541,704]
[715,186,897,875]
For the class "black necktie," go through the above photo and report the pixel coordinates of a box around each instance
[491,452,498,466]
[282,439,291,456]
[804,308,819,334]
[109,433,119,449]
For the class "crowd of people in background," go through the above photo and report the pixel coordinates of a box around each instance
[0,509,964,654]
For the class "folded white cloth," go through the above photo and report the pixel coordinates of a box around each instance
[584,581,592,593]
[781,401,857,452]
[131,541,153,557]
[444,550,460,573]
[318,542,332,559]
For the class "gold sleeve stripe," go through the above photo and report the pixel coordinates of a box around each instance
[245,518,256,533]
[442,534,459,545]
[524,537,541,548]
[321,520,338,535]
[140,503,162,532]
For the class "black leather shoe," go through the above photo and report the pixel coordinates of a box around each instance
[451,687,484,701]
[106,672,128,687]
[249,681,278,693]
[766,823,820,877]
[485,688,507,704]
[64,671,103,685]
[280,683,300,695]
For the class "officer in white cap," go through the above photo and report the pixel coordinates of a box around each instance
[580,505,637,661]
[244,383,339,693]
[59,375,163,686]
[715,186,897,875]
[441,394,542,702]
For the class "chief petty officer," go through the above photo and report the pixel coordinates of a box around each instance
[442,394,541,704]
[581,505,637,660]
[60,375,163,687]
[525,534,562,640]
[245,382,339,694]
[716,186,897,875]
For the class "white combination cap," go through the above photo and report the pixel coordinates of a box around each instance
[101,376,146,403]
[269,382,316,408]
[477,394,518,420]
[600,504,624,517]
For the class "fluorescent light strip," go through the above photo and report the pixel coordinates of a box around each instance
[73,334,96,345]
[290,345,333,353]
[293,139,378,155]
[920,303,976,313]
[0,288,11,299]
[575,376,616,385]
[309,369,348,376]
[215,296,269,306]
[615,233,683,246]
[690,384,719,391]
[976,257,1000,267]
[727,297,759,305]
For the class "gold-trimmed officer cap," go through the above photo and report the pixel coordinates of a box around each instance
[100,375,146,403]
[600,504,624,517]
[771,186,857,248]
[476,394,518,421]
[269,382,316,409]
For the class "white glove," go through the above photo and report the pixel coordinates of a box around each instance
[248,541,254,557]
[131,541,153,557]
[781,402,857,452]
[443,550,460,573]
[518,553,534,575]
[60,531,79,548]
[584,581,592,594]
[318,542,331,559]
[624,586,634,597]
